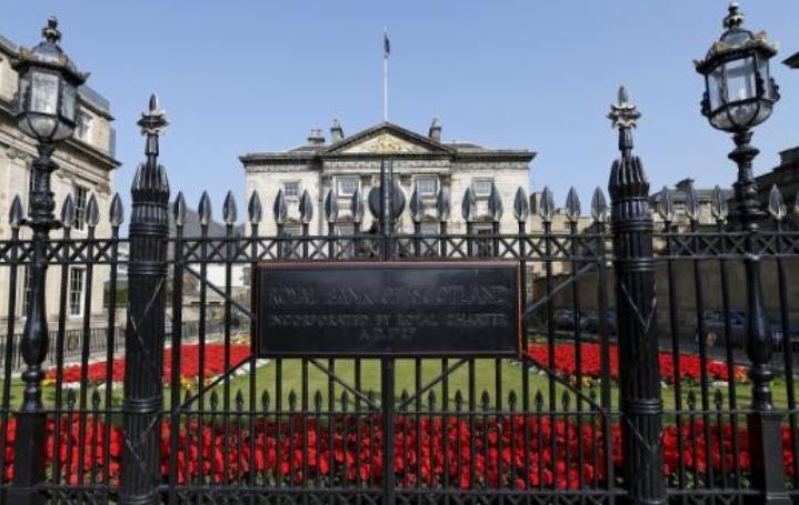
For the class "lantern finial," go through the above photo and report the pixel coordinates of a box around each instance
[42,16,61,43]
[723,3,744,29]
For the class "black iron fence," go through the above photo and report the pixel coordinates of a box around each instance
[0,320,226,372]
[0,327,124,372]
[0,95,797,505]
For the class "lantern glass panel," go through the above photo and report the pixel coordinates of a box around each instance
[721,30,750,48]
[16,73,31,114]
[51,118,74,142]
[727,100,758,129]
[27,115,58,140]
[724,56,756,103]
[61,84,76,121]
[757,55,770,99]
[710,109,733,131]
[30,70,59,115]
[753,101,773,126]
[708,65,724,111]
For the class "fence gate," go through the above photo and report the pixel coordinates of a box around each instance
[0,92,797,505]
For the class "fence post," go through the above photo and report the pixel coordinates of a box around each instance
[120,95,170,505]
[607,87,665,505]
[729,130,790,505]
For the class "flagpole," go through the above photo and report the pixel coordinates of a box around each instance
[383,28,389,122]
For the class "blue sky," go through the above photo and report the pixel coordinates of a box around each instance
[2,1,798,219]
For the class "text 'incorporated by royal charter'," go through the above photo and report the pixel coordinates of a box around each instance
[255,262,521,357]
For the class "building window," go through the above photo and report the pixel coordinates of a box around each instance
[68,267,85,317]
[472,178,494,198]
[73,184,89,231]
[474,225,494,258]
[280,224,303,259]
[420,222,440,257]
[337,177,358,197]
[335,223,356,258]
[76,111,93,141]
[283,181,300,199]
[416,176,438,197]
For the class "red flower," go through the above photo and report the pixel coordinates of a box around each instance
[45,343,251,385]
[526,342,744,384]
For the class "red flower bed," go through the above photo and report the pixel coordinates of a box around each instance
[44,343,251,385]
[0,415,793,488]
[526,342,746,384]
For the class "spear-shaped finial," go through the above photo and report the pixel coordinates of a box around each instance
[607,86,641,157]
[138,94,169,164]
[138,94,168,136]
[608,86,641,130]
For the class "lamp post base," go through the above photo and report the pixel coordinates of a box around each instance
[6,410,47,505]
[747,411,791,505]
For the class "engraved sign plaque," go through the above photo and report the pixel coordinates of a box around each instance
[255,262,521,357]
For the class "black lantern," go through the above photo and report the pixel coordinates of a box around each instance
[7,18,91,502]
[12,16,88,143]
[695,3,779,132]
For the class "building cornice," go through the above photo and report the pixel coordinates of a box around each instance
[454,151,536,163]
[240,153,316,165]
[78,90,115,121]
[0,35,16,57]
[61,134,121,170]
[321,151,453,161]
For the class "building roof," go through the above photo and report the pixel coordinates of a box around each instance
[240,121,536,165]
[0,34,16,54]
[169,208,241,239]
[167,208,244,260]
[649,178,734,204]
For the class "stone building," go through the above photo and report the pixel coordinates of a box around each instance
[755,147,799,224]
[240,120,535,238]
[650,178,734,230]
[0,31,120,333]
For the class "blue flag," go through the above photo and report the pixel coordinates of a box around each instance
[384,31,390,58]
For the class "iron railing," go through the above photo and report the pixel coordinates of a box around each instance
[0,95,797,505]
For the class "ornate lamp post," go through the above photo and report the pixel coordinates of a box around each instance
[695,2,779,221]
[695,4,788,503]
[8,17,88,505]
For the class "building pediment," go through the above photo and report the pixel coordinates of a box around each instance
[323,122,454,156]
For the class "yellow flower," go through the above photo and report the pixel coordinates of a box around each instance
[180,376,195,390]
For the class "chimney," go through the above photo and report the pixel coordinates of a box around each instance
[330,119,344,143]
[675,178,695,192]
[428,118,442,142]
[307,129,326,146]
